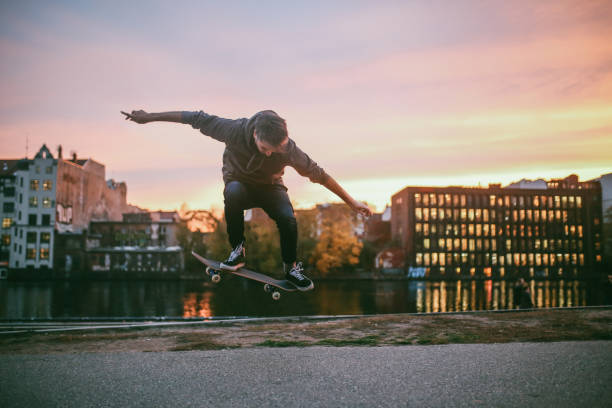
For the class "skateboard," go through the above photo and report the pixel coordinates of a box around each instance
[191,251,296,300]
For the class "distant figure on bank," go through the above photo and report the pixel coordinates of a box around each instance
[121,109,371,291]
[514,278,534,309]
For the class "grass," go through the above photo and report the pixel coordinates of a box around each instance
[315,336,379,346]
[256,339,310,347]
[1,308,610,354]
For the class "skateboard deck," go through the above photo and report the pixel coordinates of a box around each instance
[191,251,296,299]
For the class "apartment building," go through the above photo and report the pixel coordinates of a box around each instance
[391,175,603,279]
[0,145,130,277]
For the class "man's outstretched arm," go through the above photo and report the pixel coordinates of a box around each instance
[323,176,372,217]
[121,110,183,124]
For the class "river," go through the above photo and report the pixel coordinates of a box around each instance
[1,276,610,320]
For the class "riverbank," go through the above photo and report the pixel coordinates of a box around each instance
[1,308,610,354]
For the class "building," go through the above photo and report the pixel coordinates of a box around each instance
[391,175,603,279]
[86,211,183,276]
[0,160,20,278]
[0,144,131,277]
[591,173,612,263]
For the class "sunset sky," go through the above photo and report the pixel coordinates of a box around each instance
[1,0,611,213]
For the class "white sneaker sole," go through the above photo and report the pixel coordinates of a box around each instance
[288,281,314,291]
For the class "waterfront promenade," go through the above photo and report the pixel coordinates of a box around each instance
[1,341,611,407]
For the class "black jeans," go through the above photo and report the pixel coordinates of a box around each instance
[223,181,297,265]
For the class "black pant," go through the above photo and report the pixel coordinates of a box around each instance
[223,181,297,265]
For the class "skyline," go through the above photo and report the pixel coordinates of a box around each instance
[1,1,611,212]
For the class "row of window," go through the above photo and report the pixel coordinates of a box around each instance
[29,179,53,191]
[1,198,54,212]
[33,165,54,175]
[28,197,54,208]
[10,243,50,260]
[25,231,51,244]
[414,207,589,224]
[415,223,584,238]
[412,193,584,209]
[2,214,52,228]
[417,237,586,253]
[415,252,589,267]
[26,248,50,260]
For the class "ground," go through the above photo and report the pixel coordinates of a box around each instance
[1,308,610,354]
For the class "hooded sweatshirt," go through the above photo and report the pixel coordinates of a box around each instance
[181,110,330,188]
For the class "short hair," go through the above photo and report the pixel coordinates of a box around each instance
[254,110,288,146]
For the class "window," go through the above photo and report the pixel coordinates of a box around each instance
[416,253,423,266]
[4,187,15,197]
[3,202,14,213]
[43,180,53,191]
[28,214,37,226]
[29,196,38,208]
[2,234,10,246]
[438,238,445,249]
[42,197,52,208]
[27,232,37,244]
[40,248,49,260]
[414,193,421,205]
[30,179,39,191]
[2,218,12,228]
[46,166,53,174]
[26,248,37,260]
[42,214,50,226]
[41,232,50,243]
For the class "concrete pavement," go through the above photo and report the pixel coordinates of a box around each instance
[1,341,611,407]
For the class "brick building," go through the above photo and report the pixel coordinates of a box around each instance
[391,175,603,279]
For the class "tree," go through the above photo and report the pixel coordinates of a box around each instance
[311,204,363,275]
[176,221,208,271]
[296,208,317,269]
[177,205,221,271]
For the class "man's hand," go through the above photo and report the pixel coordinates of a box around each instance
[350,200,373,218]
[121,110,151,124]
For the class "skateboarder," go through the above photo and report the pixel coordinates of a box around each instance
[121,108,371,291]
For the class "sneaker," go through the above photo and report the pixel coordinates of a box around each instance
[285,262,314,291]
[220,242,246,271]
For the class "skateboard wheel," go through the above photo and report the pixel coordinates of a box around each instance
[264,284,272,293]
[205,266,212,276]
[272,291,281,301]
[211,272,221,283]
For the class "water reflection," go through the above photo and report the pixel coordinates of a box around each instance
[0,277,609,320]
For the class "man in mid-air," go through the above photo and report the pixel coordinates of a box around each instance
[122,108,371,291]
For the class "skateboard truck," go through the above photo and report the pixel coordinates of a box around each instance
[264,284,281,300]
[206,266,221,283]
